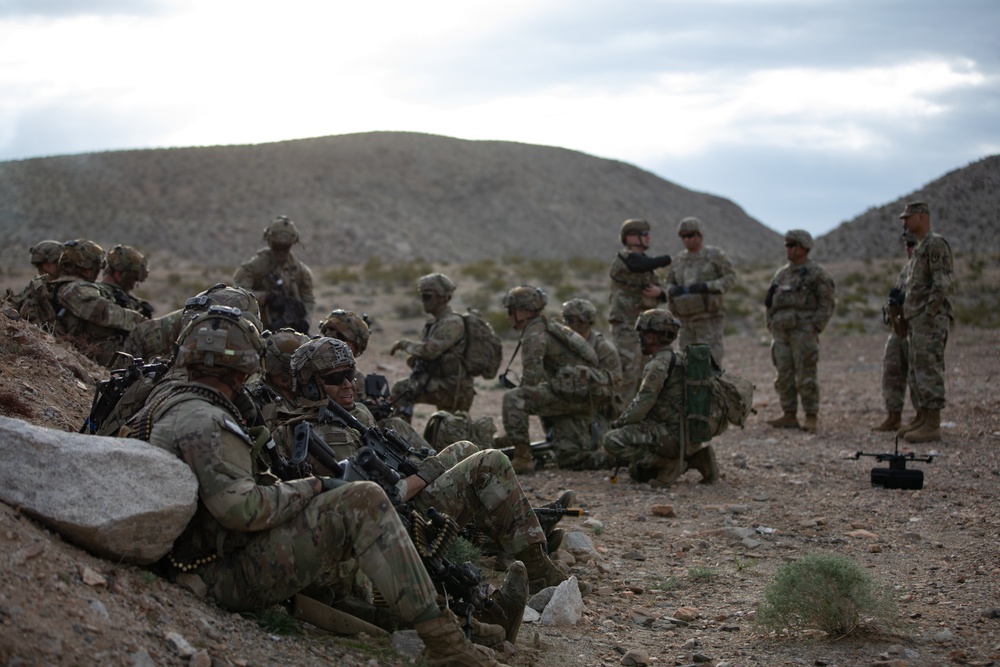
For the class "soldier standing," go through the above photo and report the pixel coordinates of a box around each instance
[664,217,737,363]
[872,232,918,431]
[608,219,672,405]
[389,273,474,420]
[145,310,506,667]
[896,202,954,443]
[233,215,315,333]
[764,230,836,434]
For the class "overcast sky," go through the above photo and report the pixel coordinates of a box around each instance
[1,0,997,236]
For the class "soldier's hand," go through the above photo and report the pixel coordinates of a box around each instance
[667,284,686,297]
[390,340,404,355]
[688,282,709,294]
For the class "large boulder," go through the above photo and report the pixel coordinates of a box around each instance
[0,416,198,564]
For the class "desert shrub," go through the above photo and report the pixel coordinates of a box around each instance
[250,605,301,635]
[688,566,715,582]
[445,536,482,568]
[753,553,899,637]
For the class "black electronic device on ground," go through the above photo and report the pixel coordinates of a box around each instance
[853,437,935,489]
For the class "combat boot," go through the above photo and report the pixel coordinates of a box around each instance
[766,411,800,429]
[904,409,941,443]
[896,410,925,437]
[872,411,902,432]
[511,443,535,475]
[413,611,509,667]
[649,457,686,488]
[516,543,567,594]
[687,446,719,484]
[468,617,505,648]
[802,414,818,433]
[478,560,528,644]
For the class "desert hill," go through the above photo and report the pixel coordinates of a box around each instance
[816,155,1000,261]
[0,132,783,270]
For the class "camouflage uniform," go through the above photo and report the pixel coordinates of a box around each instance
[272,401,546,558]
[389,306,474,414]
[122,309,185,361]
[881,263,913,413]
[502,316,601,467]
[602,345,688,482]
[53,277,147,366]
[233,248,315,332]
[904,232,954,411]
[766,252,836,418]
[147,383,439,619]
[9,274,59,329]
[608,252,667,404]
[665,245,737,362]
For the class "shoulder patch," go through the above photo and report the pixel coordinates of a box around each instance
[222,417,252,444]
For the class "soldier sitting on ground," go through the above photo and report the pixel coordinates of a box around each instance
[100,244,154,319]
[144,308,508,667]
[602,309,720,486]
[389,273,474,421]
[51,239,147,367]
[5,239,64,325]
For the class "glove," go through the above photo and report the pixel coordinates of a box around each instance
[764,284,777,308]
[688,282,709,294]
[248,425,270,449]
[667,284,686,297]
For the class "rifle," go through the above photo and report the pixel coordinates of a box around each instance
[532,506,589,533]
[294,409,488,633]
[497,439,554,466]
[80,356,169,434]
[359,373,393,421]
[265,272,309,333]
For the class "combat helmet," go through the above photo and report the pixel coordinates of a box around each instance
[106,245,149,282]
[58,239,106,276]
[677,217,703,237]
[29,240,64,267]
[619,218,650,244]
[561,298,598,325]
[263,215,299,246]
[319,309,371,355]
[174,306,263,376]
[290,337,355,401]
[417,273,456,297]
[182,283,263,333]
[503,285,547,312]
[635,309,681,339]
[261,328,311,382]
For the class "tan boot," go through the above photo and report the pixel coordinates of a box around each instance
[896,410,925,437]
[649,457,686,487]
[872,411,902,432]
[468,617,505,648]
[516,543,567,594]
[478,560,528,644]
[414,611,509,667]
[905,409,941,443]
[766,411,800,429]
[511,442,535,475]
[802,414,818,433]
[687,446,719,484]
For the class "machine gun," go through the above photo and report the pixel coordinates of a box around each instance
[853,438,935,489]
[497,438,555,467]
[291,411,488,634]
[80,355,170,434]
[265,272,309,333]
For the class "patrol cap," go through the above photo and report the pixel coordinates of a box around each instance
[29,240,64,266]
[417,273,456,297]
[677,217,703,236]
[263,215,299,245]
[898,202,929,218]
[784,229,814,250]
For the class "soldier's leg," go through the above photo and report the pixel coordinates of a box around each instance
[203,481,439,623]
[881,333,907,413]
[389,377,417,422]
[548,412,602,470]
[907,313,949,411]
[705,316,726,364]
[792,328,821,416]
[770,332,798,413]
[612,321,643,405]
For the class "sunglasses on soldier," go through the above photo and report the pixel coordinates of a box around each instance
[784,242,799,248]
[321,369,353,386]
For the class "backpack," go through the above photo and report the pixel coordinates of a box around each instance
[684,344,755,444]
[13,276,59,330]
[462,308,503,379]
[544,321,612,399]
[423,410,497,451]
